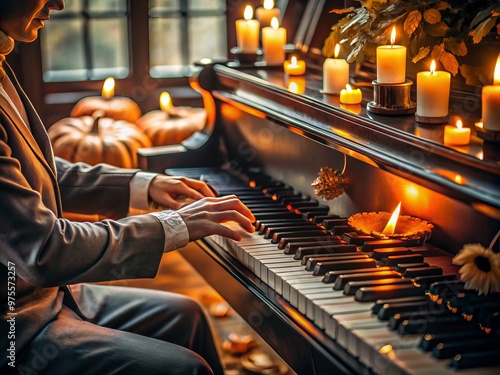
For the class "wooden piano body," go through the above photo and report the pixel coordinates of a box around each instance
[138,1,500,373]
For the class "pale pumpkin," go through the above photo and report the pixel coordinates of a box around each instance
[136,107,207,146]
[48,114,152,168]
[71,96,142,123]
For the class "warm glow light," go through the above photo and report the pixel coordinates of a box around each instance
[264,0,274,10]
[404,185,419,199]
[288,81,298,93]
[290,56,298,67]
[475,121,484,129]
[454,175,463,184]
[494,53,500,85]
[345,84,352,92]
[101,77,115,99]
[390,26,396,46]
[382,202,401,235]
[249,181,257,188]
[456,119,463,129]
[159,92,173,113]
[270,17,279,29]
[334,44,340,59]
[244,5,253,20]
[430,60,436,75]
[379,344,394,355]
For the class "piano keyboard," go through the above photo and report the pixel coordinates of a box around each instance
[167,167,500,375]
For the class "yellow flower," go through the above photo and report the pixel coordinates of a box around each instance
[452,243,500,295]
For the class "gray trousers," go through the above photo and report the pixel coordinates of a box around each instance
[9,284,224,375]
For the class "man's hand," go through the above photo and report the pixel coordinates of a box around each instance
[177,195,256,242]
[148,175,219,210]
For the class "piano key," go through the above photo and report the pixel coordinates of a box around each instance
[412,274,458,289]
[294,244,357,260]
[371,295,430,315]
[303,253,369,268]
[305,214,341,223]
[377,300,432,320]
[272,229,328,244]
[450,349,500,370]
[256,218,305,232]
[432,337,500,359]
[358,239,408,251]
[370,247,412,261]
[295,206,330,216]
[264,224,318,239]
[334,270,400,290]
[278,235,342,250]
[393,262,430,273]
[313,258,378,276]
[355,284,426,302]
[419,329,489,351]
[284,238,345,254]
[382,254,424,266]
[344,278,413,296]
[321,218,349,230]
[286,200,319,210]
[329,225,356,235]
[253,212,301,221]
[388,308,453,330]
[403,266,443,278]
[322,266,394,284]
[398,315,466,335]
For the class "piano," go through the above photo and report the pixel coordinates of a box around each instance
[138,1,500,374]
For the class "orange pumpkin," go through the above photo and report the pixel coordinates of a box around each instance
[70,77,142,123]
[136,92,206,146]
[48,114,152,168]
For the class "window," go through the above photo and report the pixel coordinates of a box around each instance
[40,0,227,82]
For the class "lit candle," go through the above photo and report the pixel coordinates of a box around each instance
[262,17,286,66]
[416,60,451,118]
[235,6,260,53]
[256,0,281,27]
[444,119,471,146]
[286,76,306,94]
[323,44,349,94]
[283,56,306,76]
[160,91,173,115]
[482,53,500,131]
[101,77,115,99]
[339,84,362,104]
[376,27,407,84]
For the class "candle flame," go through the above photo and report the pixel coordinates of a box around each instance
[456,119,463,129]
[160,92,173,113]
[390,26,396,46]
[244,5,253,20]
[430,60,436,75]
[346,84,352,92]
[264,0,274,10]
[454,175,463,184]
[334,44,340,59]
[101,77,115,99]
[270,17,279,29]
[382,202,401,236]
[494,53,500,85]
[290,56,298,66]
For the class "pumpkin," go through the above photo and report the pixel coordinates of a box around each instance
[136,92,207,146]
[70,77,142,123]
[48,113,152,168]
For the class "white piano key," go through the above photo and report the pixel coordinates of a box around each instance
[322,302,374,340]
[298,288,345,315]
[306,293,352,320]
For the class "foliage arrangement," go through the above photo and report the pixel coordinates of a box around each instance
[323,0,500,85]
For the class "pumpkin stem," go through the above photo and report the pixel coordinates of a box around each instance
[91,110,105,132]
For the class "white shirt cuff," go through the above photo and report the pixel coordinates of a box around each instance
[129,171,158,214]
[150,210,190,252]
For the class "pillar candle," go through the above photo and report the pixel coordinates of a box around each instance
[444,119,471,146]
[262,17,286,66]
[482,53,500,131]
[256,0,281,27]
[376,27,406,84]
[235,6,260,53]
[416,60,451,118]
[323,44,349,94]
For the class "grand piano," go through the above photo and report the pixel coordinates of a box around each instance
[138,1,500,374]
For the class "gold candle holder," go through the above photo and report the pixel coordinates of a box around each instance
[367,80,416,116]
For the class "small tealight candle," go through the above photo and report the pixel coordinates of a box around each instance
[444,119,471,146]
[235,6,260,53]
[340,84,362,104]
[262,17,286,66]
[416,60,451,118]
[283,56,306,76]
[256,0,281,27]
[482,53,500,131]
[376,27,407,84]
[323,44,349,94]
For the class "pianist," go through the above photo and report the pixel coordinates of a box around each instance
[0,1,255,374]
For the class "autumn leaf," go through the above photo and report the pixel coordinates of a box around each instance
[424,21,449,37]
[435,1,452,11]
[472,17,497,44]
[412,46,430,63]
[460,64,483,86]
[330,8,356,15]
[431,44,445,60]
[440,52,459,76]
[443,37,467,56]
[404,10,422,35]
[424,8,442,25]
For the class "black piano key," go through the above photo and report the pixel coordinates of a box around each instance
[272,229,328,244]
[397,315,464,335]
[359,239,407,251]
[408,245,451,257]
[262,185,293,195]
[388,308,453,330]
[280,196,310,205]
[355,284,426,302]
[257,218,305,232]
[278,235,341,250]
[412,274,458,289]
[294,244,357,260]
[402,266,442,278]
[419,329,488,351]
[475,306,500,331]
[264,224,318,239]
[286,200,319,210]
[250,207,290,214]
[382,254,424,266]
[312,258,377,276]
[283,238,346,255]
[370,247,412,261]
[295,206,330,216]
[428,280,466,296]
[322,266,393,284]
[254,212,301,221]
[321,218,349,230]
[334,270,400,290]
[377,300,432,320]
[451,349,500,369]
[371,295,430,315]
[393,262,429,273]
[432,337,500,359]
[303,253,369,269]
[306,214,340,223]
[344,278,412,296]
[448,292,500,313]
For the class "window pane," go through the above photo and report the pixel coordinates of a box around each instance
[189,0,225,10]
[61,1,83,12]
[189,16,227,61]
[89,18,129,79]
[88,0,127,12]
[150,0,179,9]
[150,18,183,67]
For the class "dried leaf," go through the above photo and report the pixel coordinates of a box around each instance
[423,8,442,25]
[431,44,444,60]
[435,1,452,11]
[472,17,497,44]
[412,46,430,63]
[404,10,422,35]
[443,37,467,56]
[493,10,500,17]
[330,8,356,15]
[460,64,482,86]
[424,21,449,37]
[440,52,459,76]
[470,6,497,28]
